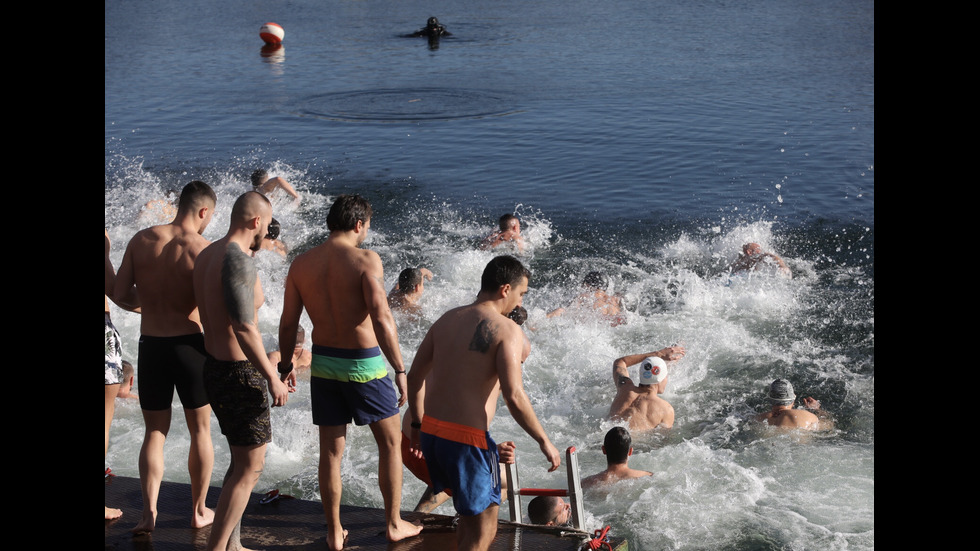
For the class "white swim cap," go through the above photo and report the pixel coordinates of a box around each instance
[639,357,668,385]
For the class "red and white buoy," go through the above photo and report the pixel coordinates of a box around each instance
[259,22,284,45]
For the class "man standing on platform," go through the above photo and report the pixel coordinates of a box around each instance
[194,191,291,551]
[278,194,421,550]
[407,255,561,551]
[114,181,217,533]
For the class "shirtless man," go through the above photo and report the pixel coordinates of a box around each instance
[755,379,832,431]
[547,271,625,326]
[608,346,686,431]
[407,255,560,551]
[251,169,300,203]
[113,181,217,533]
[527,496,571,527]
[480,214,525,252]
[277,194,421,550]
[581,427,652,489]
[387,267,433,317]
[730,242,791,277]
[194,191,291,551]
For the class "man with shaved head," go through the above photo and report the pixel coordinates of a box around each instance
[194,191,291,551]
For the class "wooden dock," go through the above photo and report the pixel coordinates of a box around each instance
[105,475,626,550]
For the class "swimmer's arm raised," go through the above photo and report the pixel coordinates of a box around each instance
[363,254,407,405]
[498,327,560,472]
[223,243,288,406]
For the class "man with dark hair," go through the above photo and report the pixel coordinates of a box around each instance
[608,346,686,431]
[194,191,291,551]
[527,496,571,527]
[755,379,832,431]
[407,255,560,550]
[481,214,525,252]
[581,427,652,488]
[114,180,217,533]
[278,194,421,549]
[251,169,300,202]
[388,267,434,316]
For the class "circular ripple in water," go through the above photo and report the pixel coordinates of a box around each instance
[300,88,520,122]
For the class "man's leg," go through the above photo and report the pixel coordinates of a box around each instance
[368,415,423,542]
[413,486,451,513]
[105,383,123,520]
[206,443,267,551]
[456,505,499,551]
[319,425,348,551]
[185,405,215,528]
[133,408,171,534]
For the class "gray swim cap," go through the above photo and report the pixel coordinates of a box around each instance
[767,379,796,406]
[639,357,668,385]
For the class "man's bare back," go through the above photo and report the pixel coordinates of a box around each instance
[609,389,674,431]
[284,237,386,350]
[607,346,685,431]
[115,222,211,336]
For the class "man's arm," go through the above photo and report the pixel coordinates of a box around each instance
[406,329,435,456]
[107,231,141,312]
[223,243,289,407]
[802,397,834,431]
[497,324,560,472]
[612,346,685,386]
[362,254,407,405]
[277,265,304,388]
[268,176,300,200]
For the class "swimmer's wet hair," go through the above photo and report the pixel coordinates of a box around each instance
[265,218,281,240]
[499,213,518,231]
[583,271,608,290]
[480,255,530,294]
[398,268,422,290]
[604,426,631,464]
[327,194,373,232]
[507,305,528,325]
[527,496,562,525]
[251,169,268,187]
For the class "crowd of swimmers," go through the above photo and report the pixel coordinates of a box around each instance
[105,175,818,551]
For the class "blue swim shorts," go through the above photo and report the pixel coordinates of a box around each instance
[310,345,398,426]
[420,416,500,516]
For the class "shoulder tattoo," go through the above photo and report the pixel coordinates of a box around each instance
[468,319,496,354]
[221,242,258,325]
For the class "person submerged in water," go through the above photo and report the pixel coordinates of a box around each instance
[411,17,452,38]
[755,379,833,431]
[730,242,791,277]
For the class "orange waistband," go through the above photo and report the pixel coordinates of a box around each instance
[420,416,488,449]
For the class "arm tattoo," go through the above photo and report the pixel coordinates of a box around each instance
[468,319,495,354]
[221,243,257,325]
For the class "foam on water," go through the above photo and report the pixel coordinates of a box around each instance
[106,159,872,550]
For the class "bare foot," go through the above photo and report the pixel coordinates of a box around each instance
[131,512,156,535]
[105,506,123,520]
[192,507,215,529]
[327,528,349,551]
[387,519,422,543]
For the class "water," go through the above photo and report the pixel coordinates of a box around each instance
[105,1,873,549]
